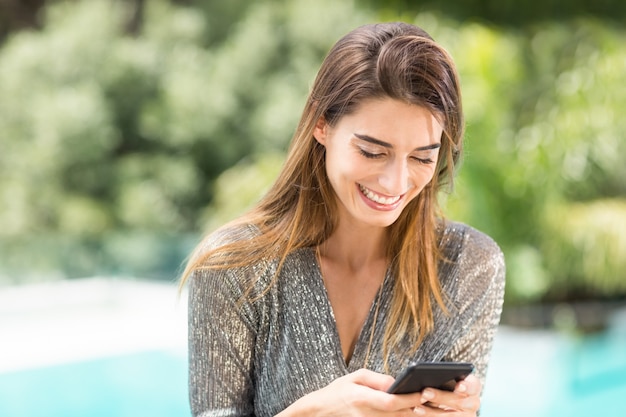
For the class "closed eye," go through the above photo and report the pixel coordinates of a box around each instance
[358,148,385,159]
[411,156,435,165]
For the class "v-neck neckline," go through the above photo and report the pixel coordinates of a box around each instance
[308,247,390,371]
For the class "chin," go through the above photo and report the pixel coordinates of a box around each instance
[361,213,402,229]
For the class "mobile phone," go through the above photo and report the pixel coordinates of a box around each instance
[387,362,474,394]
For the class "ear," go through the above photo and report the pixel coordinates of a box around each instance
[313,117,328,145]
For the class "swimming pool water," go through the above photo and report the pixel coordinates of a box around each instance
[0,350,190,417]
[481,326,626,417]
[544,329,626,417]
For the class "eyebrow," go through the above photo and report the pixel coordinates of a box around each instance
[353,133,441,151]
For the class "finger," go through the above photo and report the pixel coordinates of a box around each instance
[349,368,397,391]
[420,389,458,409]
[455,374,481,397]
[411,403,454,416]
[421,401,449,410]
[420,387,480,413]
[372,389,425,413]
[338,370,425,413]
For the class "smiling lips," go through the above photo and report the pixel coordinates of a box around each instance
[358,184,402,206]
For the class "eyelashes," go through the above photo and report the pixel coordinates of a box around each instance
[358,148,384,159]
[358,148,435,165]
[413,157,435,164]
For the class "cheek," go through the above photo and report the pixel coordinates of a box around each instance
[324,151,352,193]
[402,169,436,202]
[413,165,437,187]
[426,167,437,184]
[327,148,361,180]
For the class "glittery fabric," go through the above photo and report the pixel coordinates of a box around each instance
[187,221,505,417]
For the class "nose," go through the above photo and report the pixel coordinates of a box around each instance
[379,158,411,195]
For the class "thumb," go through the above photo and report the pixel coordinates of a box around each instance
[349,368,396,392]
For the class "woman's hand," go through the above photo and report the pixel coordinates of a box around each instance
[411,374,482,416]
[279,368,425,416]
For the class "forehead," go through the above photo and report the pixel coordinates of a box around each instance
[336,98,444,148]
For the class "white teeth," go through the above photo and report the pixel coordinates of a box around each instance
[359,184,401,205]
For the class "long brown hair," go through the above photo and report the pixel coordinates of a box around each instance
[181,22,463,357]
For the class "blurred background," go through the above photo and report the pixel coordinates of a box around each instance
[0,0,624,416]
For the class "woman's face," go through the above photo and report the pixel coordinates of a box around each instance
[314,97,443,229]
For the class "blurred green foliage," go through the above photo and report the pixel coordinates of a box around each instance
[357,0,626,27]
[430,18,626,303]
[0,0,624,305]
[0,0,370,282]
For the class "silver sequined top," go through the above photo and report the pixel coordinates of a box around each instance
[188,221,505,417]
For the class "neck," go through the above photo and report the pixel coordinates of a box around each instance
[319,221,388,272]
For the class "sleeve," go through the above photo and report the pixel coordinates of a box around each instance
[187,266,258,417]
[444,232,506,387]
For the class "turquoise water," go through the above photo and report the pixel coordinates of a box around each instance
[0,350,190,417]
[1,328,625,417]
[481,326,626,417]
[546,330,626,417]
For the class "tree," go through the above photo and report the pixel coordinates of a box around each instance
[0,0,372,281]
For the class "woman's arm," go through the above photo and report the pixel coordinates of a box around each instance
[445,242,506,385]
[415,225,505,416]
[188,267,258,416]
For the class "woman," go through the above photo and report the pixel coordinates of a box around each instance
[181,22,505,416]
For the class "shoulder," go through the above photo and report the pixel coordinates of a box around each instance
[187,222,262,266]
[201,222,261,251]
[438,220,505,292]
[186,222,263,289]
[187,223,268,311]
[439,220,504,265]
